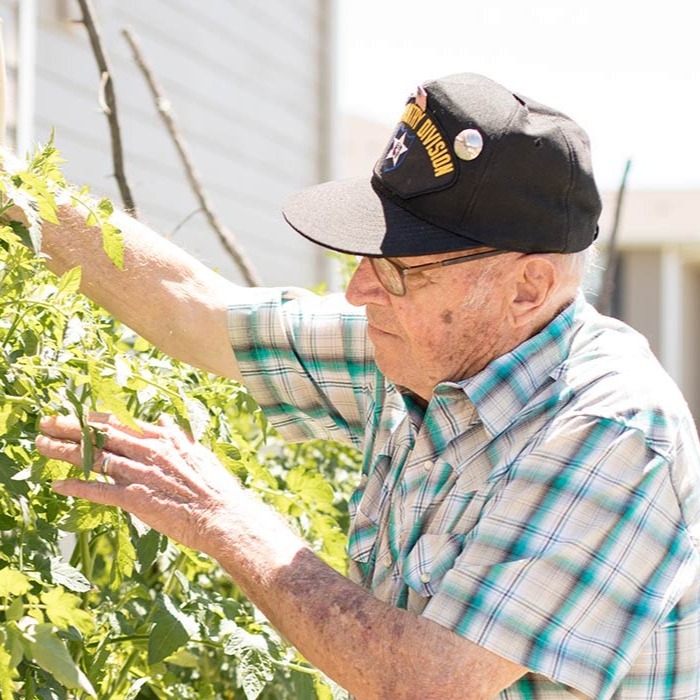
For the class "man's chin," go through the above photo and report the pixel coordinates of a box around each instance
[372,348,398,382]
[372,353,414,393]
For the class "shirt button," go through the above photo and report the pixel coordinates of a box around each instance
[424,460,434,471]
[420,571,432,584]
[383,555,392,568]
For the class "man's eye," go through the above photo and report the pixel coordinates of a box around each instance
[405,271,430,288]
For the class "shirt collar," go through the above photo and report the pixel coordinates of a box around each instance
[458,295,584,437]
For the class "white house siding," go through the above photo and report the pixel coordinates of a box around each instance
[681,265,700,421]
[0,0,19,145]
[2,0,335,286]
[616,251,662,358]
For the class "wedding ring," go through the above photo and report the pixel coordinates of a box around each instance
[101,452,113,476]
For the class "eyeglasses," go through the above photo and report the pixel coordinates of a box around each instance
[368,249,511,297]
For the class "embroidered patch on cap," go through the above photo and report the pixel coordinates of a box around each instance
[383,126,416,172]
[375,85,457,199]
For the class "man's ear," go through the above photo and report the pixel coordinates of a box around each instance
[508,256,557,327]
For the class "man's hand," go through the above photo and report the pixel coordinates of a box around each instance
[36,412,243,555]
[37,412,528,698]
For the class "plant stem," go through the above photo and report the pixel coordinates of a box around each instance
[109,648,140,697]
[79,531,94,581]
[108,550,187,696]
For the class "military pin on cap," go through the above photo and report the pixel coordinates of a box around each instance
[414,84,428,111]
[454,128,484,161]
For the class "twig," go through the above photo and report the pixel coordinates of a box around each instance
[168,207,203,241]
[121,26,262,286]
[75,0,138,217]
[597,159,632,315]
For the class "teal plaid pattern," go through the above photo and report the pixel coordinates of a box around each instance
[228,289,700,699]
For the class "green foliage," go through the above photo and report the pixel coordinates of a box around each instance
[0,141,360,698]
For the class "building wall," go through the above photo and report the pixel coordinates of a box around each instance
[1,0,335,286]
[0,0,19,145]
[681,264,700,421]
[617,250,662,357]
[615,248,700,425]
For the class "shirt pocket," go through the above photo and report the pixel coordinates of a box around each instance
[347,505,379,565]
[347,455,393,564]
[347,480,384,565]
[402,533,465,606]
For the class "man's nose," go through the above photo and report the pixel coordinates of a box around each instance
[345,258,390,307]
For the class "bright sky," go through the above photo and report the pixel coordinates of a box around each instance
[336,0,700,191]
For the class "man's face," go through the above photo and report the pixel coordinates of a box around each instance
[345,251,516,400]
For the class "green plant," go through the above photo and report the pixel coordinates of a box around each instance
[0,140,359,699]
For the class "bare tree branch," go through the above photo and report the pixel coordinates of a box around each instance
[76,0,138,217]
[597,159,632,316]
[122,27,262,287]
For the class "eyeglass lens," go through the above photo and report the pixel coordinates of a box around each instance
[369,257,405,296]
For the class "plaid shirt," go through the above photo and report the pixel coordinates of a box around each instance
[228,290,700,699]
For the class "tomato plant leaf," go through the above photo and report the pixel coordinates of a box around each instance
[135,527,163,574]
[124,677,151,700]
[48,557,91,593]
[0,645,19,700]
[0,569,31,597]
[6,597,24,622]
[56,266,82,296]
[25,623,96,696]
[88,361,139,431]
[58,501,117,533]
[40,587,94,634]
[224,625,275,700]
[100,222,124,270]
[147,594,197,665]
[115,517,136,582]
[0,135,362,698]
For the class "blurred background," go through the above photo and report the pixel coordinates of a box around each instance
[0,0,698,417]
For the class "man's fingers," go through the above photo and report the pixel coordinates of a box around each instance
[38,411,202,487]
[86,411,159,438]
[52,478,123,506]
[157,413,195,445]
[40,413,160,441]
[39,414,167,464]
[39,415,85,442]
[36,433,89,466]
[36,434,144,484]
[36,433,109,473]
[85,411,112,424]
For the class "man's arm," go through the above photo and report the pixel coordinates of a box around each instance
[38,413,529,699]
[19,201,243,380]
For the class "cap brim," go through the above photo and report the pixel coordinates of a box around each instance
[282,177,483,257]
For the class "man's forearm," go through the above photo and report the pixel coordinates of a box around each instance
[37,202,242,379]
[204,490,527,699]
[38,411,527,698]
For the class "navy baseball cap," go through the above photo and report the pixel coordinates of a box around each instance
[282,72,601,257]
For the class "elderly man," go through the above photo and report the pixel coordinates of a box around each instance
[32,73,700,698]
